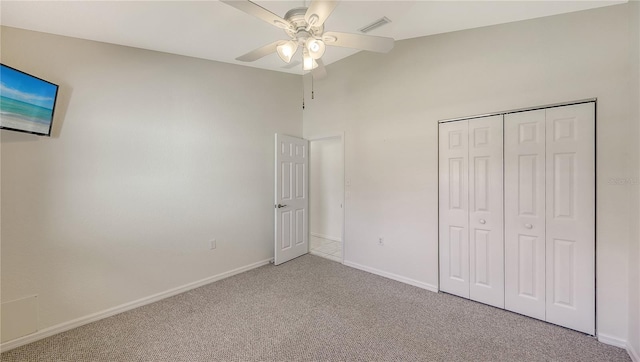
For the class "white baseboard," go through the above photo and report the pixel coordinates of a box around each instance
[0,258,272,353]
[578,330,638,361]
[597,332,627,349]
[598,332,628,349]
[310,232,342,243]
[628,342,640,362]
[343,260,438,293]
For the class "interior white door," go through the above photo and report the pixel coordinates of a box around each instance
[544,103,595,335]
[468,115,504,308]
[274,134,309,265]
[439,121,470,298]
[504,109,547,321]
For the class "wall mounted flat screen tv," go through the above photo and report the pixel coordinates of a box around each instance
[0,64,59,136]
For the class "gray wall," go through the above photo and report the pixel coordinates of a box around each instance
[303,3,638,345]
[629,1,640,358]
[1,26,301,338]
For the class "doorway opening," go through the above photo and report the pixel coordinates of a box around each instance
[309,135,344,263]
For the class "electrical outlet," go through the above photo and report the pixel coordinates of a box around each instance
[209,239,216,250]
[378,237,384,246]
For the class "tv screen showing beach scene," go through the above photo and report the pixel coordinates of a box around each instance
[1,64,59,136]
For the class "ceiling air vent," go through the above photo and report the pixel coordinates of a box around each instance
[358,17,391,34]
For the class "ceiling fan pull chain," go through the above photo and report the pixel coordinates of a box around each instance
[311,75,315,100]
[302,77,305,110]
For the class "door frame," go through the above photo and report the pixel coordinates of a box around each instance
[307,132,346,263]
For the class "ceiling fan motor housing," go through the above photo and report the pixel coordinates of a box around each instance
[284,7,324,40]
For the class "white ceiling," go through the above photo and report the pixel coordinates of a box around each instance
[0,1,626,75]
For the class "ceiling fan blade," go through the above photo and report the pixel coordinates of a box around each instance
[236,40,282,62]
[221,0,291,30]
[305,0,338,28]
[323,31,394,53]
[312,58,327,80]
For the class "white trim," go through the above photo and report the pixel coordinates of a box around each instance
[0,258,272,353]
[439,98,597,123]
[310,232,342,243]
[591,331,640,362]
[597,332,627,349]
[628,342,640,362]
[307,134,342,142]
[343,260,439,293]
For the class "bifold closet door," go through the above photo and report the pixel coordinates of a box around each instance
[504,109,547,321]
[544,103,595,335]
[505,103,595,335]
[468,116,504,308]
[439,120,470,298]
[439,116,504,308]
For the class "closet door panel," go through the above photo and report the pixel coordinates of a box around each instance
[504,110,546,320]
[468,115,504,308]
[545,103,595,335]
[439,121,470,298]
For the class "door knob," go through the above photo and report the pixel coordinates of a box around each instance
[479,219,486,224]
[525,223,533,229]
[276,204,288,209]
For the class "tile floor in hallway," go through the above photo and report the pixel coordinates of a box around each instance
[309,235,342,263]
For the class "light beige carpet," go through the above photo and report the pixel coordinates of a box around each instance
[1,255,631,361]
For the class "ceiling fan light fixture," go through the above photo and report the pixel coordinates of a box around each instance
[305,39,326,59]
[276,40,298,63]
[302,51,318,71]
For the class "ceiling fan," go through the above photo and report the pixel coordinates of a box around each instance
[221,0,395,79]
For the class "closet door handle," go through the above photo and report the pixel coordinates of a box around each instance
[525,223,533,229]
[479,219,486,224]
